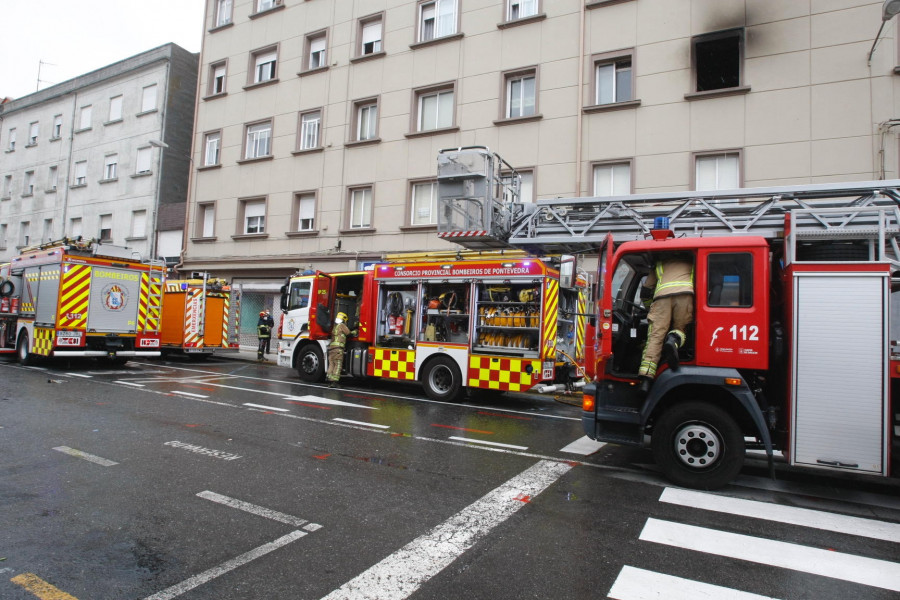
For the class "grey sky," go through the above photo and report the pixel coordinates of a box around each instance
[2,1,205,101]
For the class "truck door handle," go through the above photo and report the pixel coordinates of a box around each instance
[816,459,859,468]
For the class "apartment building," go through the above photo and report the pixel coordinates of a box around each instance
[183,0,900,309]
[0,43,198,265]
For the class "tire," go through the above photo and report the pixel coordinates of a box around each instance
[421,356,463,402]
[0,279,13,297]
[652,401,745,490]
[297,344,325,382]
[17,332,35,366]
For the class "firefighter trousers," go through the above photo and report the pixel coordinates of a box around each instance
[326,346,344,382]
[639,294,693,378]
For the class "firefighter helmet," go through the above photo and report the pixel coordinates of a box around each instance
[259,311,267,316]
[336,312,348,322]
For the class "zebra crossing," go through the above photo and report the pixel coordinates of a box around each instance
[607,485,900,599]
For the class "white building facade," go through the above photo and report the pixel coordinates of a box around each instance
[0,44,198,265]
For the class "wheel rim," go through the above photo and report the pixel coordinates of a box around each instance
[300,351,320,375]
[429,365,453,394]
[673,422,722,469]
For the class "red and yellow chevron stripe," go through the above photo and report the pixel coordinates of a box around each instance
[184,288,202,348]
[542,279,558,361]
[57,264,91,329]
[139,273,162,332]
[576,289,586,361]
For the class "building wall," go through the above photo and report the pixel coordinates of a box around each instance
[0,43,198,264]
[183,0,900,281]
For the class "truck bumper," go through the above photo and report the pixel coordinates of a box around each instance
[53,350,161,357]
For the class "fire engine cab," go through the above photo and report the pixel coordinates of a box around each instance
[436,146,900,489]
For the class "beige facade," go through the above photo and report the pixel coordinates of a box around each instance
[184,0,900,285]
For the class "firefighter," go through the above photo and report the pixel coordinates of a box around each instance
[257,311,273,361]
[326,312,356,387]
[638,253,694,393]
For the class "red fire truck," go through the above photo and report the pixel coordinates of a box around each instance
[436,146,900,489]
[277,251,588,401]
[0,238,164,364]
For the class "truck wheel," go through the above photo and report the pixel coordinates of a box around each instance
[652,401,745,490]
[297,345,325,382]
[17,332,35,366]
[421,356,463,402]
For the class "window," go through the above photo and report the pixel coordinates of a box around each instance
[349,187,373,229]
[48,166,58,191]
[693,29,743,93]
[358,15,383,56]
[79,106,92,130]
[593,162,632,196]
[109,95,123,121]
[23,171,34,195]
[511,169,534,202]
[209,61,227,95]
[141,84,158,113]
[595,54,633,105]
[707,253,753,308]
[298,110,321,150]
[19,222,30,247]
[294,193,316,231]
[131,210,147,238]
[7,128,15,151]
[73,161,87,186]
[242,199,266,234]
[199,203,216,237]
[410,181,438,226]
[0,224,6,249]
[215,0,233,26]
[508,0,538,20]
[99,214,112,242]
[103,154,118,180]
[28,122,38,145]
[2,175,11,197]
[251,47,277,84]
[418,0,457,42]
[305,32,327,71]
[204,131,221,166]
[245,121,272,159]
[415,85,455,132]
[257,0,277,11]
[52,115,62,138]
[136,147,152,174]
[354,100,378,141]
[287,280,312,310]
[43,219,53,243]
[504,69,537,118]
[695,152,740,191]
[70,217,83,239]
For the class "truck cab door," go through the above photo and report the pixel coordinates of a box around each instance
[595,235,615,372]
[309,272,334,339]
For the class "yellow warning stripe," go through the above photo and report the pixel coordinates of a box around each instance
[576,289,586,361]
[542,279,558,361]
[58,264,91,329]
[11,573,79,600]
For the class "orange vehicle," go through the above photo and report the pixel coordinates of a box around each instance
[159,275,241,358]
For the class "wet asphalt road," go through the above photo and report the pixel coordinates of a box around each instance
[1,356,899,600]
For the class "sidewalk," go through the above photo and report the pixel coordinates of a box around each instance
[216,346,285,365]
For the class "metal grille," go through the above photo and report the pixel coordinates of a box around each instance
[239,292,279,348]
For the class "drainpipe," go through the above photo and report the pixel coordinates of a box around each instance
[574,1,586,196]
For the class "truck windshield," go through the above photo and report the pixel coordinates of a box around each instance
[611,260,642,312]
[288,281,311,310]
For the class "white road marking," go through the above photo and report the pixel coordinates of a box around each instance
[53,446,118,467]
[320,459,572,600]
[243,402,290,412]
[661,487,900,543]
[449,436,528,451]
[608,565,780,600]
[333,418,390,429]
[143,530,306,600]
[64,372,93,378]
[640,518,900,593]
[560,436,606,455]
[164,441,242,461]
[197,491,314,527]
[115,380,145,387]
[284,394,376,409]
[172,391,209,398]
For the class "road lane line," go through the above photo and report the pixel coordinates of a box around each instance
[243,402,290,412]
[333,418,390,429]
[320,459,572,600]
[172,391,209,399]
[639,518,900,592]
[560,436,606,455]
[143,530,306,600]
[607,566,780,600]
[53,446,118,467]
[448,436,527,451]
[63,372,92,378]
[115,380,145,387]
[11,573,80,600]
[197,491,312,527]
[431,423,493,434]
[660,487,900,543]
[282,394,376,409]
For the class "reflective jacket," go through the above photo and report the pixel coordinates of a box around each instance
[644,259,694,299]
[329,322,351,348]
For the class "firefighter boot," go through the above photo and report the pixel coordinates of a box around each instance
[638,376,652,395]
[663,333,681,371]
